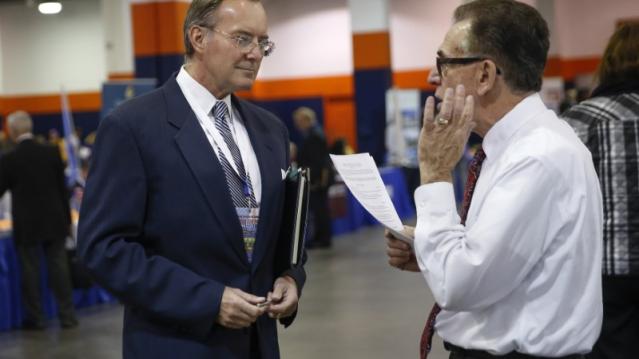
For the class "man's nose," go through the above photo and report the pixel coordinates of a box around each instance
[427,69,441,86]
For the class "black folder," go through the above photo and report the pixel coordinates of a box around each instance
[280,167,310,267]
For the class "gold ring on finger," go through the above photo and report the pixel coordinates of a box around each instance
[437,117,449,125]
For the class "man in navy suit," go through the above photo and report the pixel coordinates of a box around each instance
[77,0,306,357]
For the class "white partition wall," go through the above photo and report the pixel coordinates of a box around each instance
[554,0,639,58]
[0,0,105,95]
[389,0,461,72]
[259,0,353,80]
[102,0,134,77]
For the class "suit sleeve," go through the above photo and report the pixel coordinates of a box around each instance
[77,113,224,338]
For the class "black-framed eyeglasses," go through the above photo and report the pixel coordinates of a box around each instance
[201,26,276,57]
[436,56,501,77]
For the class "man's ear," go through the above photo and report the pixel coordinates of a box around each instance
[189,26,208,55]
[476,60,498,96]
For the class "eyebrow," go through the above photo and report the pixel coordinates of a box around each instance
[437,50,446,57]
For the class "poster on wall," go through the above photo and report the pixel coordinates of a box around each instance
[385,88,421,168]
[101,79,158,120]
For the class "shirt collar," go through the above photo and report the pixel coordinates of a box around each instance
[176,66,233,116]
[482,93,547,160]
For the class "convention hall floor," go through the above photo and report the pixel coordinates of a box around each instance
[0,222,450,359]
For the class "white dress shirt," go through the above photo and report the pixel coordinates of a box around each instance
[414,94,603,356]
[176,67,262,204]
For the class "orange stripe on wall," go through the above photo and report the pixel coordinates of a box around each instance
[544,56,600,81]
[393,69,436,91]
[1,92,101,116]
[108,72,136,80]
[132,2,189,57]
[238,75,354,100]
[353,32,391,70]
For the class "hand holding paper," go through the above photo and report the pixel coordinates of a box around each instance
[329,154,413,244]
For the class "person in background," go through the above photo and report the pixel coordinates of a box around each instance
[562,23,639,359]
[385,1,603,358]
[329,137,354,156]
[77,0,306,358]
[293,106,333,249]
[0,111,78,330]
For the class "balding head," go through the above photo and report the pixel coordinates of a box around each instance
[7,111,34,141]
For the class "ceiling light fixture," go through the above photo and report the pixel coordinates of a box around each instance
[38,2,62,15]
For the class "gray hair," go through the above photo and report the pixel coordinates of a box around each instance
[183,0,261,60]
[7,111,33,137]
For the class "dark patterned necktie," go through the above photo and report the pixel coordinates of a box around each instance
[419,147,486,359]
[212,101,257,208]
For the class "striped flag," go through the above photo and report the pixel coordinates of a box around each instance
[60,88,84,188]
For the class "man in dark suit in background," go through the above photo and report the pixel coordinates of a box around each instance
[293,107,333,249]
[78,0,305,358]
[0,111,77,330]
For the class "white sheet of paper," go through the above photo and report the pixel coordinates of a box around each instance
[330,153,412,243]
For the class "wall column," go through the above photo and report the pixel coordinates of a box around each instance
[348,0,392,164]
[102,0,134,80]
[130,0,190,85]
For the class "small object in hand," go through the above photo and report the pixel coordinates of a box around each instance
[256,300,271,308]
[437,117,449,125]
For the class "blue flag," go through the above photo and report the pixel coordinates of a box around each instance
[60,89,84,188]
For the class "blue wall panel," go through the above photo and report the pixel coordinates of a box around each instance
[135,54,183,86]
[354,69,392,164]
[31,112,100,143]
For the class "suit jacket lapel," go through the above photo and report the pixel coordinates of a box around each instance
[164,78,248,266]
[232,96,280,272]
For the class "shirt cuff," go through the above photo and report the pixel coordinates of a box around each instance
[414,182,457,217]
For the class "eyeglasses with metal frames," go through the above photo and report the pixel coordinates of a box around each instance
[203,26,276,57]
[436,56,502,77]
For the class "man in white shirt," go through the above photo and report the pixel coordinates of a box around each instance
[78,1,305,358]
[386,1,603,358]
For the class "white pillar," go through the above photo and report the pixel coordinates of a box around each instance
[101,0,134,78]
[348,0,389,33]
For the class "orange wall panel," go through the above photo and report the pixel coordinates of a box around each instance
[157,2,189,55]
[323,97,357,151]
[353,32,391,70]
[132,2,188,57]
[132,3,158,57]
[544,56,600,81]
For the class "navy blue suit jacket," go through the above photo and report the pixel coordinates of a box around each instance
[78,75,306,359]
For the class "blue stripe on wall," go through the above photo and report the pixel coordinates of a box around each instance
[354,69,392,164]
[135,54,184,86]
[31,112,100,143]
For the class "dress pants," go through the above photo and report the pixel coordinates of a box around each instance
[587,275,639,359]
[15,238,77,326]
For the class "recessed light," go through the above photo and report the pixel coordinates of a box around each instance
[38,2,63,15]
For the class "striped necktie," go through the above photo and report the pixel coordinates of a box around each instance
[419,147,486,359]
[212,101,257,208]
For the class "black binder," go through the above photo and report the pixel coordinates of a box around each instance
[280,167,310,267]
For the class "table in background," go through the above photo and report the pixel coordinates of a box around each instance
[0,235,116,331]
[330,167,415,236]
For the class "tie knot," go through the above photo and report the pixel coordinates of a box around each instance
[212,101,229,120]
